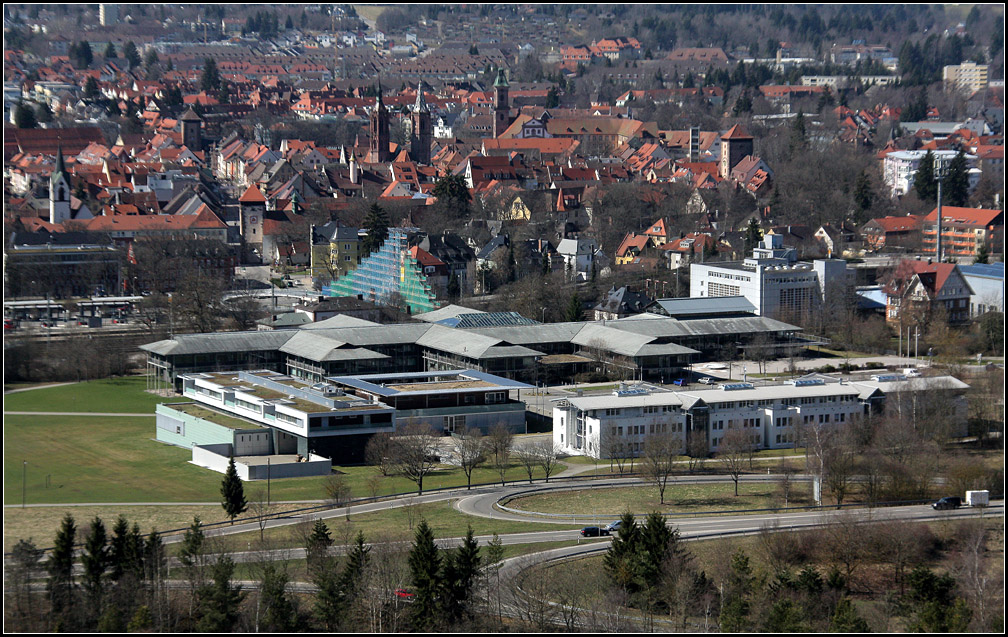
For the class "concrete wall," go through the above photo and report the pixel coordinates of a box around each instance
[190,444,330,480]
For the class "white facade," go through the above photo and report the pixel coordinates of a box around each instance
[553,375,969,459]
[883,150,978,197]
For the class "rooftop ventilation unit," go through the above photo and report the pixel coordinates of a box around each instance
[871,374,907,382]
[793,379,826,387]
[721,383,755,391]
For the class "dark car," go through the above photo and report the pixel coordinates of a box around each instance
[580,526,603,537]
[932,496,962,511]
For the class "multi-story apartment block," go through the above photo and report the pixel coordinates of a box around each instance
[921,206,1003,260]
[882,150,979,197]
[943,61,989,94]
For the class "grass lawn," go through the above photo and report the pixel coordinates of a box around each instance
[504,481,815,516]
[3,413,557,507]
[2,376,185,413]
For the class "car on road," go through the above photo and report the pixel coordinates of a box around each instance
[932,496,962,511]
[580,526,603,537]
[603,520,622,534]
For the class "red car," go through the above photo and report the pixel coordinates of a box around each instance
[394,589,415,602]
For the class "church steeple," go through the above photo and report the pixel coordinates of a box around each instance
[369,82,390,162]
[493,68,511,138]
[409,81,432,164]
[50,145,71,225]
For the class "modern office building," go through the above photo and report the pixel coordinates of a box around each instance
[690,235,850,319]
[552,374,970,459]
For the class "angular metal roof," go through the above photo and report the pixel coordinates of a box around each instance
[140,330,294,356]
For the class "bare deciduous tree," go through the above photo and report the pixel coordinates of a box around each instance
[534,440,562,483]
[514,444,538,484]
[487,423,514,486]
[454,427,486,489]
[717,427,750,496]
[686,429,708,473]
[391,421,441,495]
[365,432,396,476]
[642,431,679,505]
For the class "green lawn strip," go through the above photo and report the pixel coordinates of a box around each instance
[2,376,185,413]
[504,481,815,516]
[198,500,583,555]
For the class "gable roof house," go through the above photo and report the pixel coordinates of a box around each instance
[884,259,974,326]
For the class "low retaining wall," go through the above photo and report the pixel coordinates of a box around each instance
[190,444,330,480]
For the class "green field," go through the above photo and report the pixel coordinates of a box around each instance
[3,413,563,506]
[504,481,814,516]
[3,376,184,413]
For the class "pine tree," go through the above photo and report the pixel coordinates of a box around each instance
[830,597,869,632]
[124,41,141,68]
[362,203,390,256]
[305,519,334,576]
[259,564,298,632]
[442,525,481,625]
[974,243,990,264]
[221,457,247,524]
[565,293,584,322]
[104,42,117,58]
[744,217,762,254]
[942,149,970,207]
[48,514,77,618]
[603,512,642,595]
[914,150,938,203]
[81,517,110,622]
[196,556,245,632]
[408,520,443,631]
[84,75,99,99]
[13,101,37,129]
[853,170,875,218]
[200,58,221,93]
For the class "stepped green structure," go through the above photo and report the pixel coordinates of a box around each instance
[324,228,439,314]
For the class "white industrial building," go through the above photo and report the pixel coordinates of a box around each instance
[690,234,851,318]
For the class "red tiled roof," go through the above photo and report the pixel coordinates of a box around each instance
[239,184,267,203]
[721,124,752,140]
[922,206,1003,228]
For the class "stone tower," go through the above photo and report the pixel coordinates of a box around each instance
[49,146,71,225]
[719,124,754,179]
[180,106,203,151]
[369,84,391,163]
[409,82,433,164]
[493,68,510,138]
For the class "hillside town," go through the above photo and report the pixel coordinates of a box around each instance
[2,4,1005,635]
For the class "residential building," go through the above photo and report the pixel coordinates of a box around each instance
[882,150,979,197]
[860,215,924,252]
[921,206,1003,260]
[944,61,989,94]
[310,221,362,283]
[958,263,1004,317]
[884,259,974,326]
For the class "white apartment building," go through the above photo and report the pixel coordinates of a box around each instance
[553,375,969,459]
[883,149,979,197]
[943,61,989,94]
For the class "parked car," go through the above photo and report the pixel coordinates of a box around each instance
[932,496,962,511]
[603,520,622,534]
[673,378,688,386]
[394,588,415,602]
[580,526,603,537]
[698,376,716,385]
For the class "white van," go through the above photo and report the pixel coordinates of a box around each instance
[902,368,922,377]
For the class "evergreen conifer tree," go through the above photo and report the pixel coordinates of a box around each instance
[124,42,141,68]
[221,457,247,524]
[362,203,390,256]
[259,564,298,632]
[81,517,110,622]
[48,514,77,618]
[408,520,442,631]
[914,151,938,203]
[196,556,245,632]
[941,149,970,207]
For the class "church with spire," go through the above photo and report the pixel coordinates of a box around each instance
[409,81,433,165]
[368,84,392,163]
